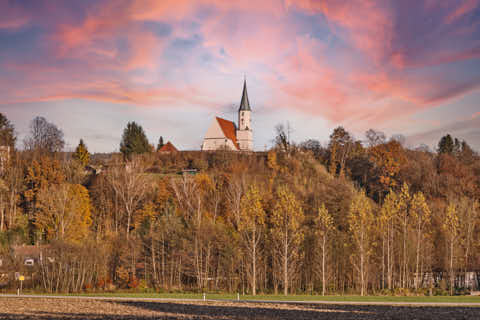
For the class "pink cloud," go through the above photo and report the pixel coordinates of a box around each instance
[0,2,30,30]
[445,0,479,24]
[2,0,480,138]
[287,0,394,64]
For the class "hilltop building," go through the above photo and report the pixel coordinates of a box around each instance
[158,141,178,153]
[202,80,253,151]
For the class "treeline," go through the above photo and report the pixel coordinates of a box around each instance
[0,114,479,296]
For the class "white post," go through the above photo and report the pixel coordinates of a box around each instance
[203,293,206,301]
[237,292,240,301]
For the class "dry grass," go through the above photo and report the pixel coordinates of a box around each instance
[0,297,479,319]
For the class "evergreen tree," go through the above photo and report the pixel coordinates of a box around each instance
[0,113,16,148]
[157,136,165,151]
[73,139,90,166]
[120,122,151,159]
[438,134,454,154]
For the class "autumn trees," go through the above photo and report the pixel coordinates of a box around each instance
[106,159,148,238]
[73,139,90,166]
[36,183,92,242]
[348,191,374,296]
[314,204,334,296]
[0,119,479,296]
[271,185,304,295]
[239,184,265,295]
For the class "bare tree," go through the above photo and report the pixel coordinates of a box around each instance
[274,123,292,153]
[107,159,148,239]
[23,117,65,153]
[365,129,386,147]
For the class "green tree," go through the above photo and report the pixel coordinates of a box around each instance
[157,136,165,151]
[120,122,151,159]
[438,134,454,155]
[0,113,16,148]
[73,139,90,166]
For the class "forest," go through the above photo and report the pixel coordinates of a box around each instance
[0,113,479,296]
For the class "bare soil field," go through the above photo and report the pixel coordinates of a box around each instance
[0,297,479,320]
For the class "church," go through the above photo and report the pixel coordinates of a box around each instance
[201,80,253,151]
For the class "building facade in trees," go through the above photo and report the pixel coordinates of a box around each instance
[202,80,253,151]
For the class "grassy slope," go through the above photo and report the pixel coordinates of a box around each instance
[24,292,480,303]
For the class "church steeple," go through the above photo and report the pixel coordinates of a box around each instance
[237,78,253,151]
[239,79,251,111]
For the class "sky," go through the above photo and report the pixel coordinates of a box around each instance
[0,0,479,152]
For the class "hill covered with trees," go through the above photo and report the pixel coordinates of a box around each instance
[0,113,479,296]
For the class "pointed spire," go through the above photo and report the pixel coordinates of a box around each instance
[239,78,251,111]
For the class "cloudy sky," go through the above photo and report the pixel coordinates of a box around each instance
[1,0,479,152]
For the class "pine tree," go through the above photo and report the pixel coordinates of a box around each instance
[438,134,454,154]
[120,122,151,159]
[73,139,90,166]
[0,113,16,148]
[157,136,164,151]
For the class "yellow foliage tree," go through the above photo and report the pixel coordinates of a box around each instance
[410,191,431,289]
[397,182,411,288]
[379,190,398,290]
[314,203,334,296]
[271,185,304,295]
[36,183,92,243]
[348,190,374,296]
[239,183,266,295]
[443,201,460,295]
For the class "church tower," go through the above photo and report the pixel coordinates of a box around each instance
[236,79,253,151]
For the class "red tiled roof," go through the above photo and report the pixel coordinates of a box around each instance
[216,117,239,150]
[159,141,178,152]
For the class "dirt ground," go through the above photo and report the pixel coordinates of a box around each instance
[0,297,479,320]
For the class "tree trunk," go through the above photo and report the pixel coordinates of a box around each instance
[151,227,157,287]
[415,225,421,290]
[322,236,326,296]
[252,229,256,295]
[450,240,454,295]
[284,233,288,295]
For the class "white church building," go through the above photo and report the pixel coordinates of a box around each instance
[201,80,253,151]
